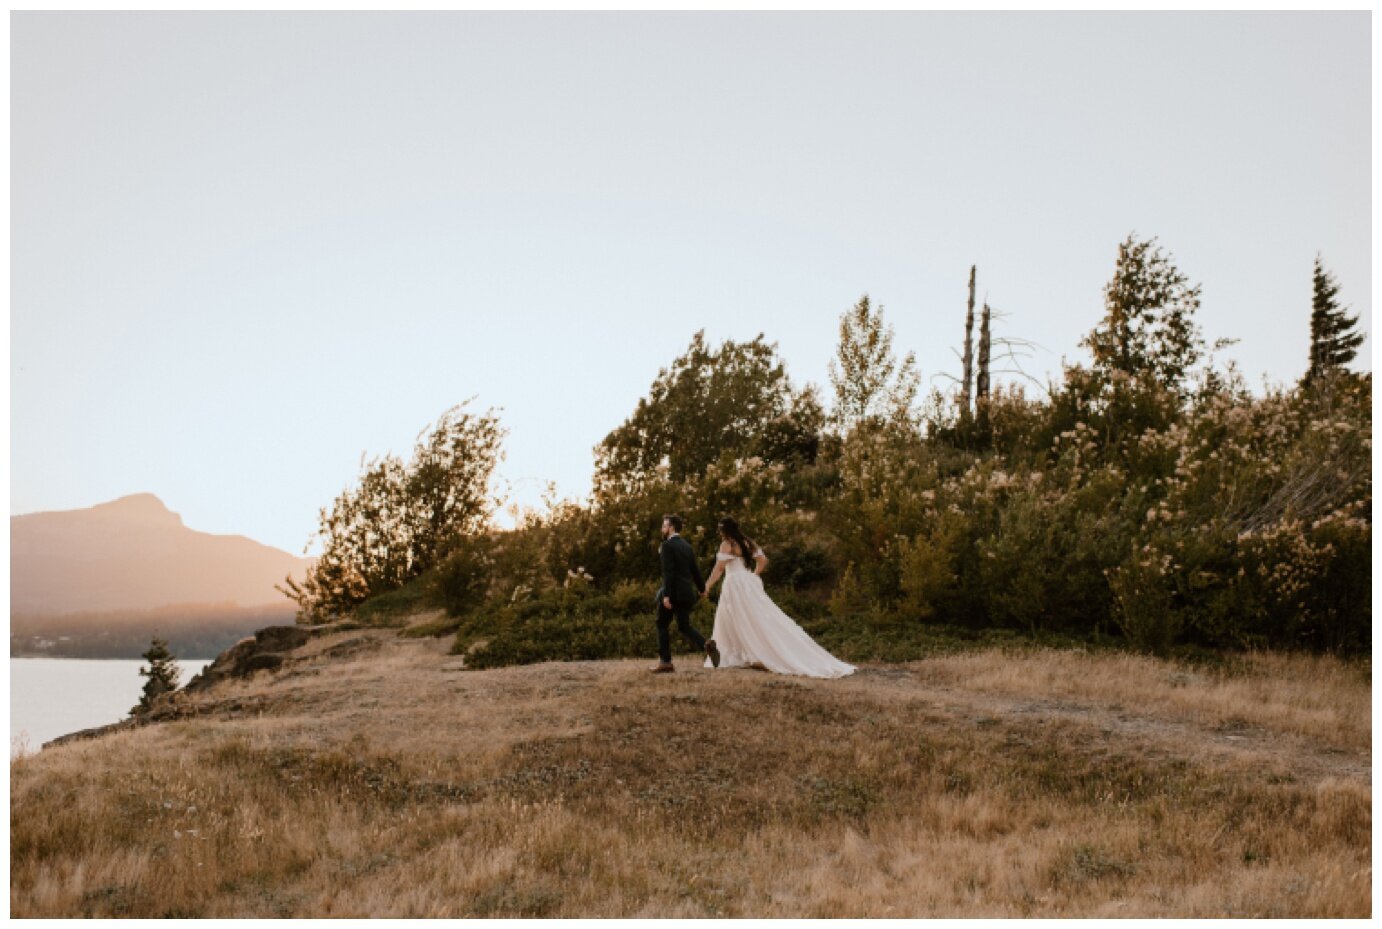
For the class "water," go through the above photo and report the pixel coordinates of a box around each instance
[10,657,215,757]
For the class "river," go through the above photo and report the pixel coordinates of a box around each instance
[10,657,216,757]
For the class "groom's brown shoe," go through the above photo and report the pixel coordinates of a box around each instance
[706,640,721,668]
[649,662,675,673]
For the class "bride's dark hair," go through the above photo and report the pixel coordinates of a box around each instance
[717,517,757,571]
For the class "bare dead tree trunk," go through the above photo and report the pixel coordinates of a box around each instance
[978,301,992,402]
[976,300,992,434]
[961,265,976,417]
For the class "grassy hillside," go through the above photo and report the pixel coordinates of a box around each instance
[10,621,1370,917]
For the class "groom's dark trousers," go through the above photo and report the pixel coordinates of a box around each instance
[655,534,707,664]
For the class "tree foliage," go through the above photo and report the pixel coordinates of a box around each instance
[280,401,506,622]
[1082,234,1205,401]
[131,636,181,716]
[1305,253,1365,385]
[828,294,920,431]
[592,331,824,503]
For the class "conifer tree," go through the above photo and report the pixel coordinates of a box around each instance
[1305,253,1364,384]
[131,637,181,716]
[1082,234,1205,399]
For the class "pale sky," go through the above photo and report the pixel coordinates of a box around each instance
[10,12,1372,555]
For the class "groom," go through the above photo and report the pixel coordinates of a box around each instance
[651,514,719,673]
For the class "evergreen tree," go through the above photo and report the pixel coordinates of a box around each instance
[828,294,920,430]
[1305,253,1364,384]
[131,637,181,716]
[1082,234,1205,400]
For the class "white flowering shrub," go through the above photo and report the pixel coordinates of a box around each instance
[1152,372,1372,650]
[822,421,951,603]
[826,361,1369,655]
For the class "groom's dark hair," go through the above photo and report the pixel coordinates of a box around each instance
[662,513,683,533]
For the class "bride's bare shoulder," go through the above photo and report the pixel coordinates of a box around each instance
[718,540,735,554]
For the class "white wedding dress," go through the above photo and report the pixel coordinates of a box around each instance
[704,549,856,678]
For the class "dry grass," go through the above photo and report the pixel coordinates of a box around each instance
[917,648,1373,753]
[10,629,1371,917]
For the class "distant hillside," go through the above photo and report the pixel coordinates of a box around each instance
[10,493,313,615]
[9,602,300,659]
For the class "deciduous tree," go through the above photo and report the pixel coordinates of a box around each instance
[592,331,823,503]
[828,294,920,431]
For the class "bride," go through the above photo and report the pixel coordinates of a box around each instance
[702,517,855,678]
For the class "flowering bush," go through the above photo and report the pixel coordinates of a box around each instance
[1108,543,1181,653]
[832,365,1370,654]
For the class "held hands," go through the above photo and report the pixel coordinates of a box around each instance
[663,596,672,610]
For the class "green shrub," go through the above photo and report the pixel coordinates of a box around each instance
[451,587,714,669]
[435,535,495,617]
[763,542,833,590]
[353,574,438,627]
[1108,545,1182,654]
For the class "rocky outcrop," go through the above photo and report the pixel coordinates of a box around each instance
[182,625,309,693]
[184,622,374,693]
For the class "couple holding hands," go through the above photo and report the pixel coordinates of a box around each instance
[652,514,854,679]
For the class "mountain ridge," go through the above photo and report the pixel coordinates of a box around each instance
[10,492,313,618]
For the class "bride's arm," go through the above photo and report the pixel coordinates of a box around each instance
[704,541,733,591]
[705,561,724,591]
[753,547,768,577]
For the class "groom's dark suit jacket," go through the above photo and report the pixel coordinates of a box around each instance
[657,534,705,607]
